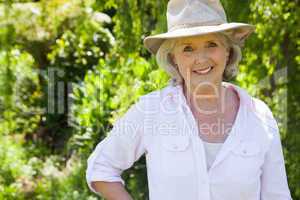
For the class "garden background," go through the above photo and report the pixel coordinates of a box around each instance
[0,0,299,199]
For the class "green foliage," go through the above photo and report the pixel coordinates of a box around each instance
[47,13,115,82]
[95,0,168,55]
[0,133,95,199]
[0,49,41,135]
[0,0,116,199]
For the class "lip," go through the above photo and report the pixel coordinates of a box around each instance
[193,66,214,75]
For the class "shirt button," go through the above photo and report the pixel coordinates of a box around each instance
[172,144,178,150]
[243,150,247,154]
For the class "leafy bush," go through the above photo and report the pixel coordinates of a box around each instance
[0,49,41,136]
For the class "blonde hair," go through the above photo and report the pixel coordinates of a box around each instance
[155,32,242,86]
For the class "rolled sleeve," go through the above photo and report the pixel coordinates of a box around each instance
[86,99,146,195]
[260,122,292,200]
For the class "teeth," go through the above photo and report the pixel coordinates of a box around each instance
[193,66,213,75]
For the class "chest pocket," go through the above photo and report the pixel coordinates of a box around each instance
[231,141,261,157]
[161,136,194,177]
[229,141,263,182]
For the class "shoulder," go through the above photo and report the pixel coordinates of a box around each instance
[137,84,175,110]
[249,97,278,133]
[139,84,174,101]
[249,97,284,155]
[120,85,174,120]
[229,82,277,131]
[243,92,280,153]
[229,83,279,149]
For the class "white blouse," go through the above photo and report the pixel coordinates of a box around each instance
[202,141,223,171]
[86,82,292,200]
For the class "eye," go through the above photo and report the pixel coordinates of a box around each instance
[183,45,193,52]
[206,42,218,48]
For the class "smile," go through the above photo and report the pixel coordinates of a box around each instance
[192,66,214,75]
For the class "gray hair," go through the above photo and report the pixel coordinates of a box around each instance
[155,32,242,86]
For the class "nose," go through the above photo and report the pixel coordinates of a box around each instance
[193,49,208,64]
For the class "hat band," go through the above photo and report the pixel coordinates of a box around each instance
[168,20,226,32]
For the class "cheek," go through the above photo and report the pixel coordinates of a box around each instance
[210,49,227,65]
[177,56,193,76]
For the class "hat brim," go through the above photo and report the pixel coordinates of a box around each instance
[143,23,255,54]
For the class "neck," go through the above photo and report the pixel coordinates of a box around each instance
[183,81,226,115]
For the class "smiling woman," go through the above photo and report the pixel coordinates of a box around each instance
[171,34,229,88]
[86,0,293,200]
[156,32,242,87]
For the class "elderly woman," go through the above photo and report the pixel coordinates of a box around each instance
[86,0,292,200]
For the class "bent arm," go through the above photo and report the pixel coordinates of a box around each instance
[86,100,147,198]
[91,181,133,200]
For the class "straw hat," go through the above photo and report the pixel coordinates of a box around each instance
[144,0,255,54]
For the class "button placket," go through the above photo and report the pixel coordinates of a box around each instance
[180,103,211,199]
[175,85,211,199]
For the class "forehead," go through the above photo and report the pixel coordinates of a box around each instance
[176,33,221,45]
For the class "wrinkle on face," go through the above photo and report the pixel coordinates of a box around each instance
[170,33,230,91]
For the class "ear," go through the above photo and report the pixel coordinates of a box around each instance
[232,29,253,45]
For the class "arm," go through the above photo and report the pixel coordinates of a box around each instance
[91,181,133,200]
[86,100,146,198]
[260,123,292,200]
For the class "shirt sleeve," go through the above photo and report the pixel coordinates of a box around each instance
[260,120,292,200]
[86,99,146,195]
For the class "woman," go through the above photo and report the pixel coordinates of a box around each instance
[86,0,292,199]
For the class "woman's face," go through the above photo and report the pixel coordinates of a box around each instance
[171,33,229,90]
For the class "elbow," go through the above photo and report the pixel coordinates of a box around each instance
[91,181,106,193]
